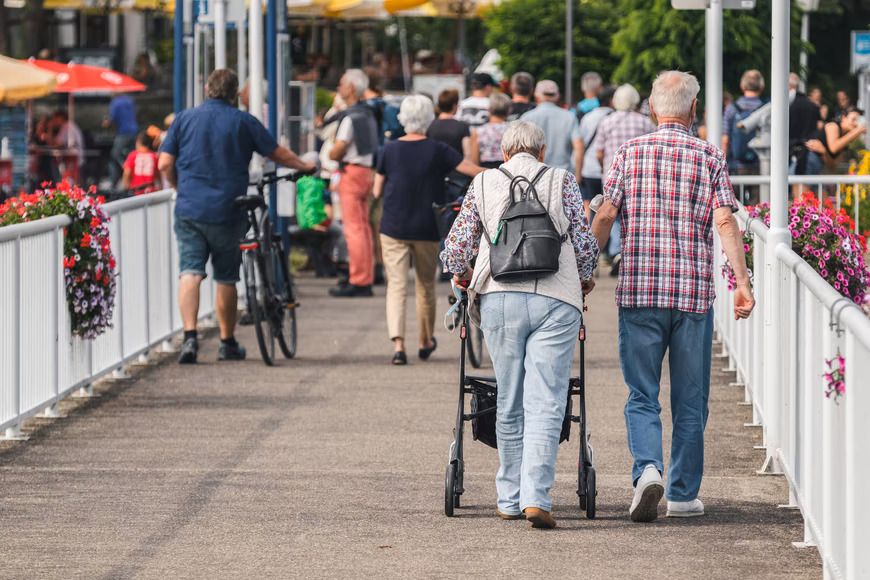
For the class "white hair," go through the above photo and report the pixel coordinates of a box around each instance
[581,72,603,93]
[342,68,369,98]
[398,94,435,135]
[612,84,641,112]
[501,121,546,158]
[650,71,700,118]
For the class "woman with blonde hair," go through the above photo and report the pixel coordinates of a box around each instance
[374,95,483,365]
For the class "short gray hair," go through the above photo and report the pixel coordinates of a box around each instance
[489,92,512,119]
[342,69,369,98]
[501,121,546,158]
[398,94,435,134]
[581,72,603,94]
[612,84,641,112]
[650,71,700,118]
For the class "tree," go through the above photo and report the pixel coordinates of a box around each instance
[611,0,804,97]
[484,0,619,97]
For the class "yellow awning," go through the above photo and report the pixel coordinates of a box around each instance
[387,0,496,17]
[44,0,167,10]
[0,56,57,104]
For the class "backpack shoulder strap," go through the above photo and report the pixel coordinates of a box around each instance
[530,166,550,186]
[476,172,493,243]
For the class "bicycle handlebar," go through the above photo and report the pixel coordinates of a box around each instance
[249,168,316,187]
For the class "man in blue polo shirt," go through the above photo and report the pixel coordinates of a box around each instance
[105,94,139,188]
[158,69,315,364]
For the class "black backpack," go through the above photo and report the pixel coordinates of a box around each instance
[480,166,567,282]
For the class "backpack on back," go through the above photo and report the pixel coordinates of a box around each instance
[729,102,759,166]
[480,166,566,282]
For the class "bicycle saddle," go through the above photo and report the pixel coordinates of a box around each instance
[234,195,266,210]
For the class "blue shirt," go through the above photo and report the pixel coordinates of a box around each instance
[520,102,581,172]
[108,95,139,136]
[160,99,279,224]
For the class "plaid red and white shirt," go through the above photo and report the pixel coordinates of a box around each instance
[603,122,738,313]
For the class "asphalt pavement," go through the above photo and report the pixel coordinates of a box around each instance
[0,274,821,579]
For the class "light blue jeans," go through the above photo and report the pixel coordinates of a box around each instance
[480,292,580,515]
[618,307,714,502]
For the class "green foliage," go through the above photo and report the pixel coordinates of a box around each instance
[484,0,618,94]
[611,0,804,97]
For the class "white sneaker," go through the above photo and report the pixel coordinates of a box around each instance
[629,464,664,522]
[666,498,705,518]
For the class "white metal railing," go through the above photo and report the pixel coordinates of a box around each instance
[731,174,866,235]
[714,175,870,579]
[0,189,216,439]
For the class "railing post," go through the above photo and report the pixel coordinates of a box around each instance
[113,211,129,380]
[760,0,792,474]
[43,227,62,419]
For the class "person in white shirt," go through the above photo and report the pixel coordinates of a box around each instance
[456,73,496,128]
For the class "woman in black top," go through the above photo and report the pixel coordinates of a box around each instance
[821,107,866,168]
[374,95,482,365]
[427,88,472,156]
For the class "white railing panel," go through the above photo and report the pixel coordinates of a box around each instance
[0,238,19,427]
[117,208,150,357]
[147,203,173,342]
[18,230,58,416]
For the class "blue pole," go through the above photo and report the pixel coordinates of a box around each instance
[266,0,278,234]
[173,0,185,113]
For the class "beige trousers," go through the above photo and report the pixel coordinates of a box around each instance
[380,234,439,345]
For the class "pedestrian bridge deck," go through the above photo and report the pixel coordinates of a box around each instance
[0,275,820,578]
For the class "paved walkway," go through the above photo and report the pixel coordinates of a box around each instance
[0,275,820,579]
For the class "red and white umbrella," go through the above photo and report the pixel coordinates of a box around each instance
[26,59,146,94]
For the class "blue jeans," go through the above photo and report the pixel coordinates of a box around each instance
[480,292,580,514]
[618,307,713,502]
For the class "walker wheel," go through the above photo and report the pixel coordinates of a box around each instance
[585,467,597,520]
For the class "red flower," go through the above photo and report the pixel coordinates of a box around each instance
[63,256,75,269]
[108,256,116,270]
[95,268,103,281]
[90,216,101,229]
[80,233,92,247]
[95,195,106,205]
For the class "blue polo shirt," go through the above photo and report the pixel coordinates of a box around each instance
[160,99,278,224]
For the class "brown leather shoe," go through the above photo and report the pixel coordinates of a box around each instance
[524,507,557,529]
[497,510,522,520]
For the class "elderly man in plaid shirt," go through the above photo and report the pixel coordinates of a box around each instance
[592,71,755,523]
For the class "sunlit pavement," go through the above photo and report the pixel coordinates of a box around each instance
[0,274,821,579]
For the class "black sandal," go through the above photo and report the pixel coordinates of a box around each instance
[418,337,438,361]
[392,351,408,365]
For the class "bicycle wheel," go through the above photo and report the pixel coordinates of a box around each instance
[272,244,298,359]
[245,251,275,366]
[466,323,485,369]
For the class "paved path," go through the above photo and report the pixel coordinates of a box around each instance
[0,275,820,579]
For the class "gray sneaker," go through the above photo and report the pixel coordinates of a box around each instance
[218,342,247,361]
[178,337,198,364]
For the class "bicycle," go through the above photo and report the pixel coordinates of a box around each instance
[234,170,308,366]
